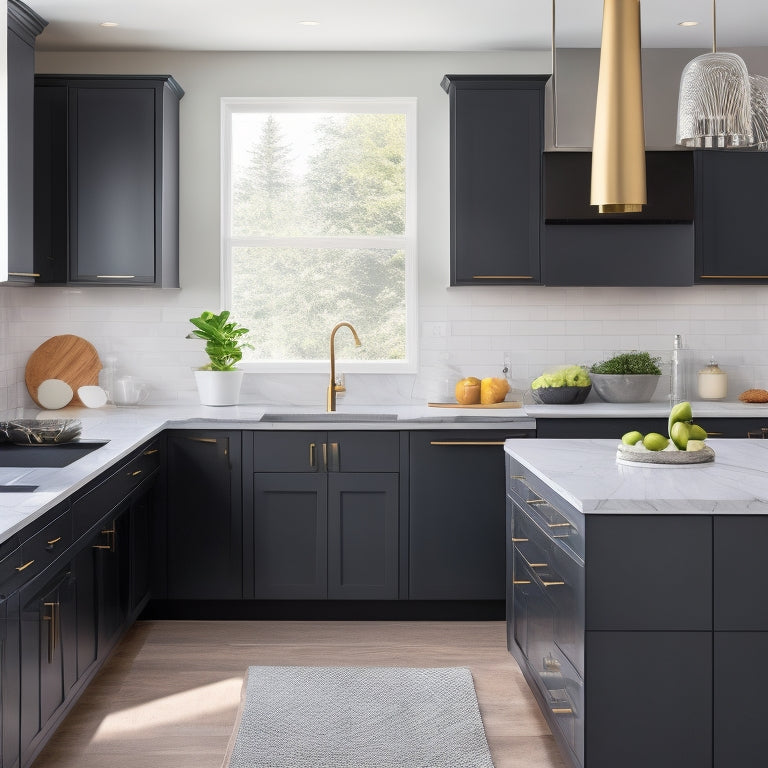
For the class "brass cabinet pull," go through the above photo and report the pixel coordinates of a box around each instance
[130,470,143,477]
[512,579,531,585]
[528,498,548,505]
[94,527,117,553]
[43,601,59,663]
[322,442,328,472]
[92,545,111,550]
[46,537,62,545]
[473,275,534,280]
[16,560,34,572]
[552,707,573,715]
[510,475,525,479]
[96,274,135,279]
[511,537,528,543]
[143,448,159,455]
[541,579,565,587]
[430,441,505,446]
[309,442,317,470]
[186,437,217,444]
[7,272,40,277]
[329,442,340,472]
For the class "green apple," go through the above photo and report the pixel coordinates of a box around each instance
[689,423,707,440]
[687,439,707,452]
[670,420,691,450]
[668,401,693,439]
[621,430,644,445]
[643,432,670,451]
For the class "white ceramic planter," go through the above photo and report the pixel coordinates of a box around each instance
[193,369,245,406]
[590,373,660,403]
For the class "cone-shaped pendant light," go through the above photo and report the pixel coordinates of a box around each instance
[590,0,646,214]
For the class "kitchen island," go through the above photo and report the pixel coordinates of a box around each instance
[504,438,768,768]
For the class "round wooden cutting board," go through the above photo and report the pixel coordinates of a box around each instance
[25,335,102,408]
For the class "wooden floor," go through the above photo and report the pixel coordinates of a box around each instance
[32,620,566,768]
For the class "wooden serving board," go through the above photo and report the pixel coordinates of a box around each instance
[428,401,523,409]
[25,335,102,408]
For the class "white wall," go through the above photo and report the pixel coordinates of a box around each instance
[1,49,766,411]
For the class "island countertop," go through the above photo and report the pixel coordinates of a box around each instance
[505,438,768,515]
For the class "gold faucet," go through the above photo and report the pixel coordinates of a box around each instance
[327,321,361,412]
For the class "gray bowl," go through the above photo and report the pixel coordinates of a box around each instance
[590,374,660,403]
[531,385,591,404]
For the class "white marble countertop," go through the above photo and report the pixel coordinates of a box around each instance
[1,399,766,545]
[505,438,768,515]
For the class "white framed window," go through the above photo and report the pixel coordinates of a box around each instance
[221,97,417,373]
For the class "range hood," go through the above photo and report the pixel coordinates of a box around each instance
[544,150,694,224]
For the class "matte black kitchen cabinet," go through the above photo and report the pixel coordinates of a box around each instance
[442,75,549,285]
[247,432,400,600]
[0,593,20,768]
[694,149,768,283]
[5,0,46,285]
[34,75,183,287]
[409,431,525,600]
[536,416,768,439]
[165,431,243,599]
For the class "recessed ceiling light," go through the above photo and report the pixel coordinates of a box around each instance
[298,20,320,26]
[678,20,699,27]
[100,21,119,28]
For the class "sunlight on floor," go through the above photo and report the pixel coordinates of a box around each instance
[92,677,243,740]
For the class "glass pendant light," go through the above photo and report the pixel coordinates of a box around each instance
[676,0,754,148]
[749,74,768,150]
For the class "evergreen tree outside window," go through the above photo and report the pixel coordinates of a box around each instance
[221,98,417,372]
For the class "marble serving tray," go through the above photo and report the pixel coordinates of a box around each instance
[616,443,716,466]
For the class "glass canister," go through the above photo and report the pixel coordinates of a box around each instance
[697,358,727,400]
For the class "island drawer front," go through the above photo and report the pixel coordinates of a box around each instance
[508,459,583,560]
[19,508,73,584]
[714,516,768,631]
[512,501,584,675]
[72,441,160,539]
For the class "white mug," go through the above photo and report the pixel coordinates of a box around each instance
[112,377,149,406]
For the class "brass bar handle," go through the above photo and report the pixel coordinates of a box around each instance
[329,442,340,472]
[130,470,143,477]
[46,536,62,551]
[16,560,34,572]
[528,499,548,505]
[511,537,528,543]
[512,579,531,585]
[92,545,111,550]
[186,437,217,444]
[8,272,40,277]
[322,442,328,472]
[473,275,534,280]
[96,274,136,279]
[429,441,506,446]
[552,707,573,715]
[101,528,116,553]
[541,579,565,587]
[510,475,526,479]
[309,442,317,470]
[143,448,160,455]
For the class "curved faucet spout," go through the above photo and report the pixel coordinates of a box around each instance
[327,321,362,412]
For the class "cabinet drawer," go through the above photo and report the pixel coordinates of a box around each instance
[19,508,73,584]
[0,543,23,597]
[73,440,160,539]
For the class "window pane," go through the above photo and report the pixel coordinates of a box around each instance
[232,247,406,362]
[231,112,406,238]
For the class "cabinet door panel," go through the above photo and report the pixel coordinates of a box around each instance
[252,473,327,599]
[166,432,242,600]
[714,632,768,766]
[714,516,768,630]
[445,76,546,285]
[252,432,326,472]
[328,473,398,599]
[71,87,156,282]
[585,515,711,631]
[409,433,507,599]
[586,631,712,768]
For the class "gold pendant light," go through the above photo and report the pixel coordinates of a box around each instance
[590,0,646,214]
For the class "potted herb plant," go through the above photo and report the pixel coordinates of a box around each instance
[188,310,252,405]
[589,351,663,403]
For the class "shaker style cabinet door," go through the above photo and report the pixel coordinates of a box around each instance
[442,74,549,286]
[34,75,183,287]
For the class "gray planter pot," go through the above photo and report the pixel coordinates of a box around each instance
[590,373,660,403]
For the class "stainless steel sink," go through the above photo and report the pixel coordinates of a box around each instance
[0,440,109,468]
[260,412,398,423]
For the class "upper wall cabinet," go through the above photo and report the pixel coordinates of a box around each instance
[694,149,768,284]
[442,74,549,286]
[34,75,184,288]
[4,0,46,285]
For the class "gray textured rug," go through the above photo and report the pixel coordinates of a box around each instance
[224,666,495,768]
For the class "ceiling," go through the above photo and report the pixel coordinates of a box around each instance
[27,0,768,53]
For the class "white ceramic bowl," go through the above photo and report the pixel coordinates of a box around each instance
[590,374,660,403]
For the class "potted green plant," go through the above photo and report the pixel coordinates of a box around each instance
[188,310,252,405]
[589,351,662,403]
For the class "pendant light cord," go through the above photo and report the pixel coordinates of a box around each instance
[551,0,558,147]
[712,0,717,53]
